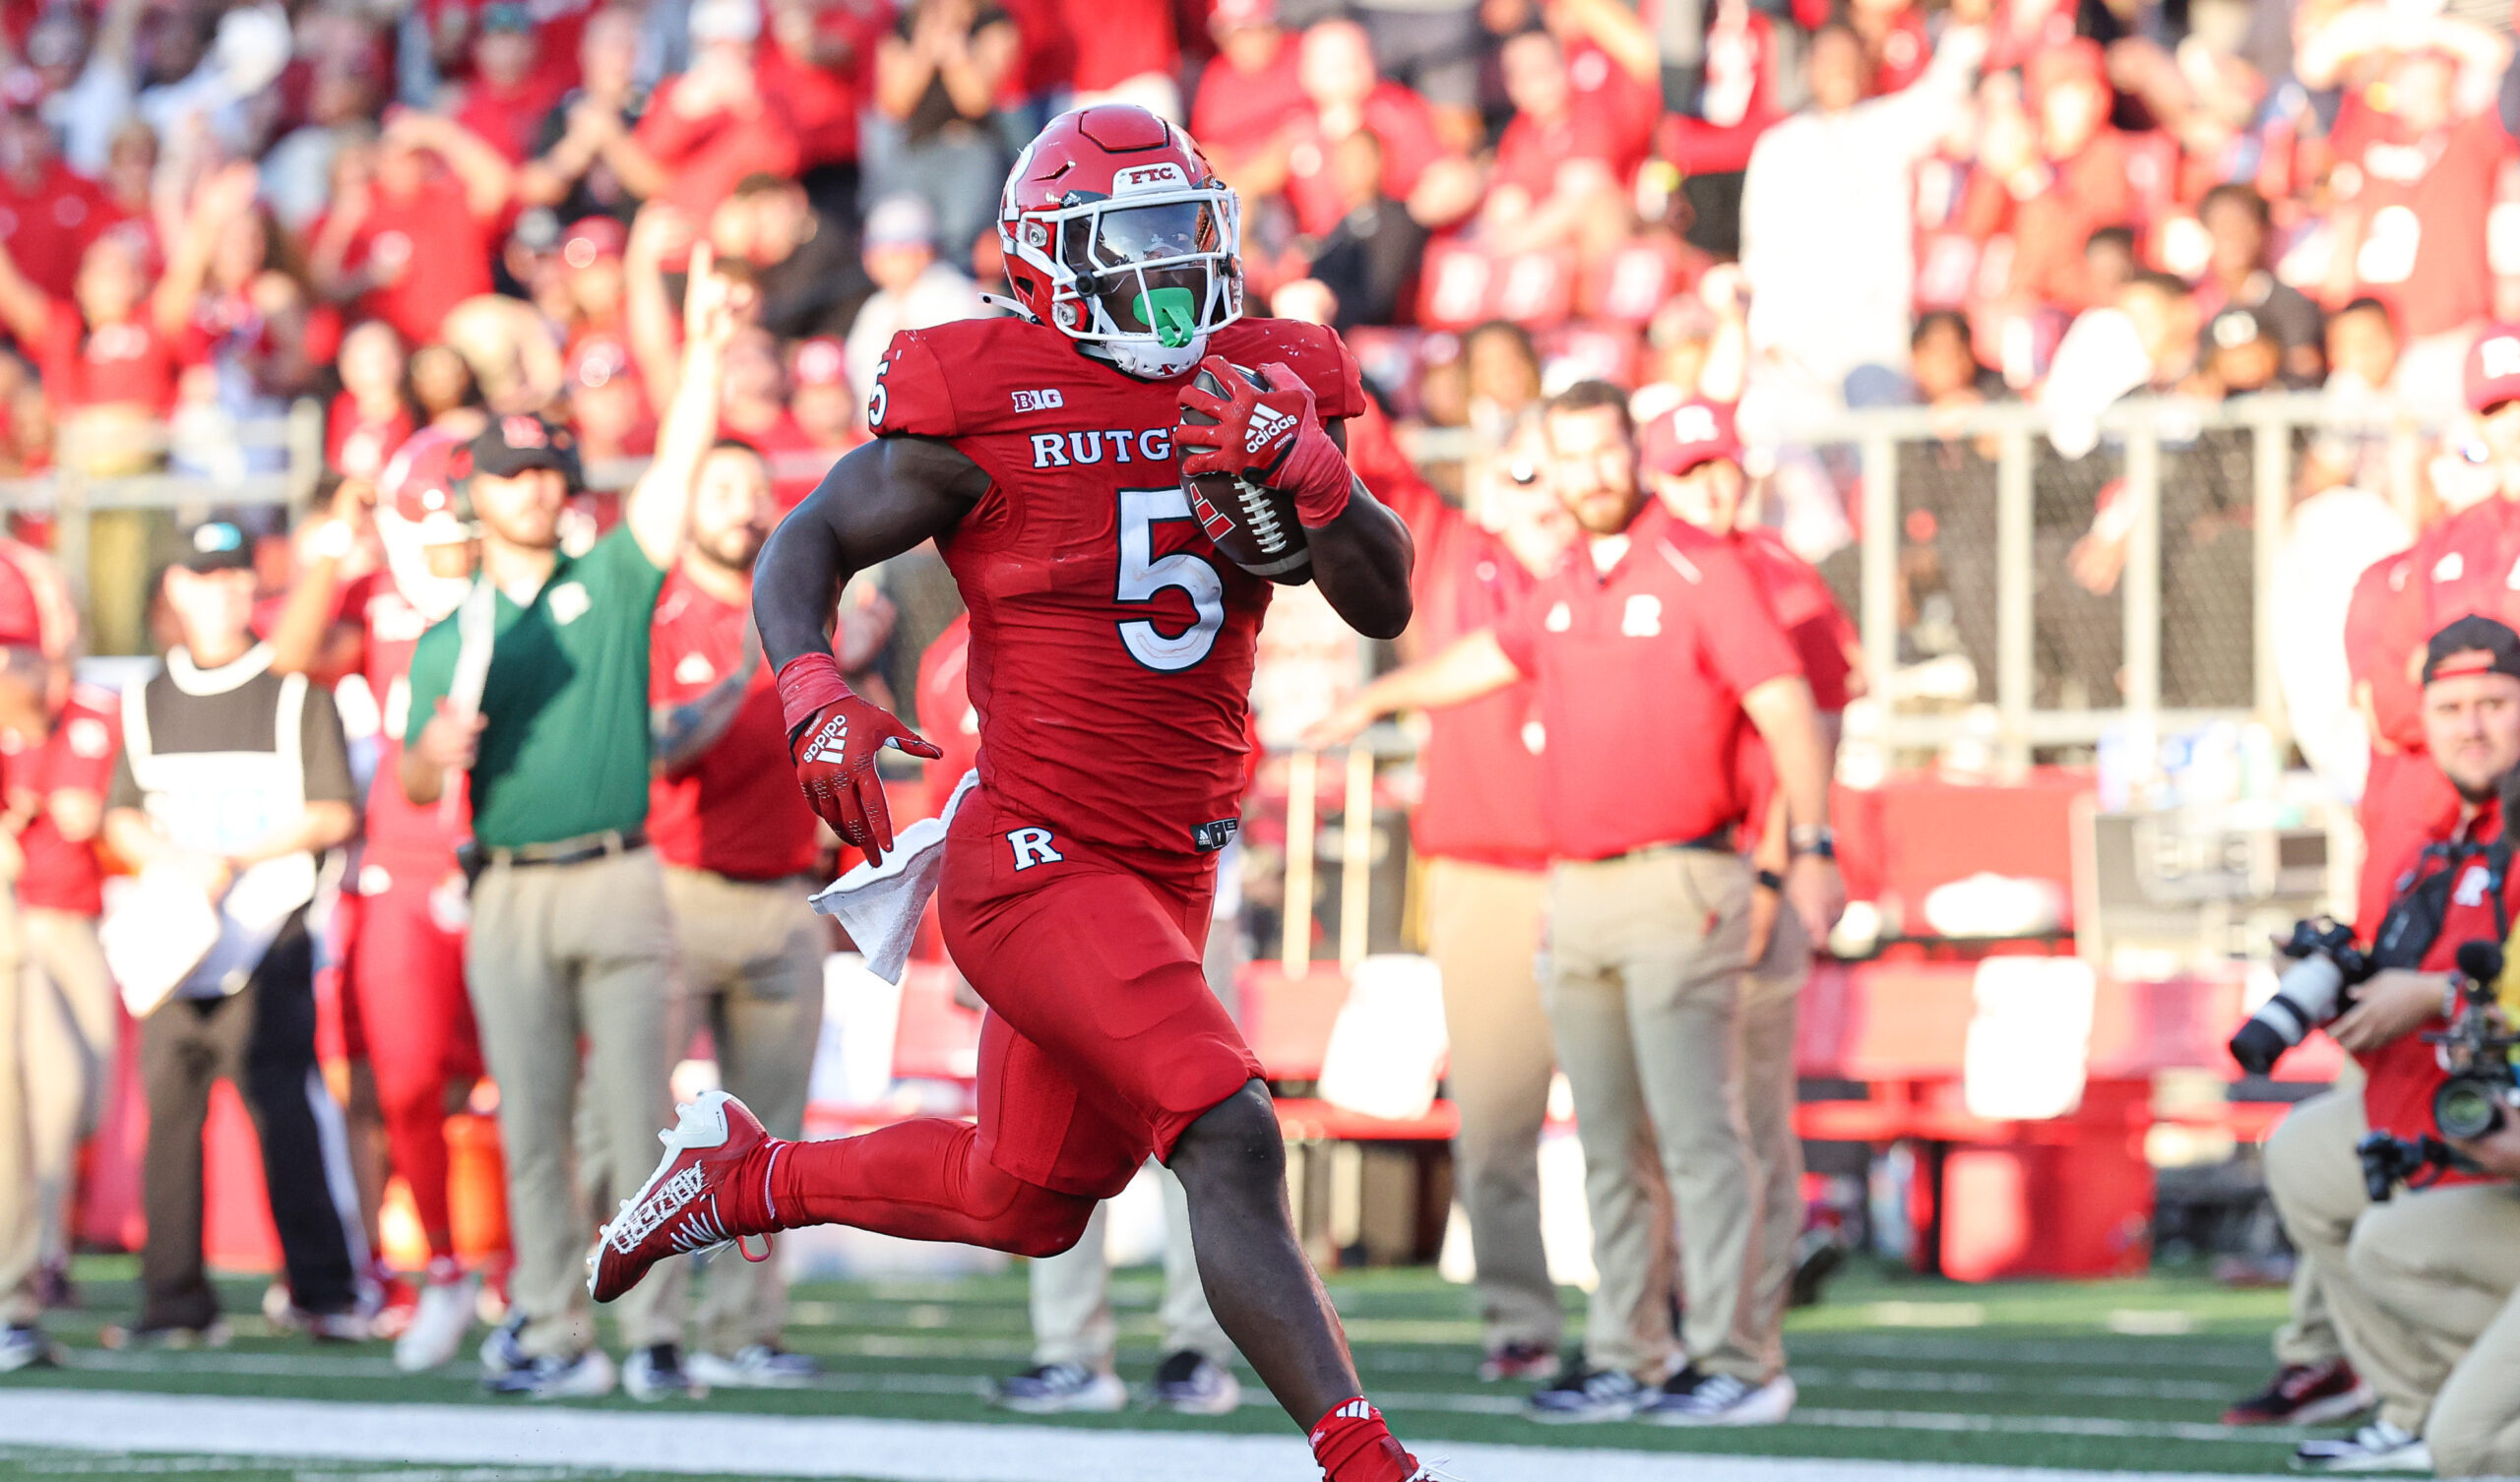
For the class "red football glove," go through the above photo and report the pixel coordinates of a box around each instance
[777,651,942,861]
[1175,356,1352,527]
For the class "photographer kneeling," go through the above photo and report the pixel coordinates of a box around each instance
[2256,615,2520,1474]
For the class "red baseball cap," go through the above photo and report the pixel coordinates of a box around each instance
[1640,400,1740,477]
[562,216,627,271]
[791,337,849,389]
[2465,324,2520,412]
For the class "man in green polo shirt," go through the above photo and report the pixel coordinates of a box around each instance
[403,249,748,1401]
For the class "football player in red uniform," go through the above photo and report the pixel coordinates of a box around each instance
[591,105,1444,1481]
[270,423,496,1373]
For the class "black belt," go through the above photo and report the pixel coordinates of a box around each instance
[1600,826,1737,862]
[465,828,647,873]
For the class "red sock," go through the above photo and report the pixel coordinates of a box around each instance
[1310,1398,1416,1482]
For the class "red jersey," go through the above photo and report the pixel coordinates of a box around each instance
[2399,495,2520,648]
[455,74,569,162]
[2328,100,2509,339]
[0,163,114,301]
[1374,425,1551,870]
[329,395,416,483]
[39,302,194,414]
[329,174,495,348]
[13,683,117,915]
[350,573,469,860]
[649,569,823,880]
[1188,38,1305,159]
[867,313,1364,868]
[1494,506,1803,859]
[1283,84,1451,237]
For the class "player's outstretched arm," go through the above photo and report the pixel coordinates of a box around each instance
[755,435,987,860]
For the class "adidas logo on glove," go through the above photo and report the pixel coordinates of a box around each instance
[808,713,850,765]
[1246,404,1297,455]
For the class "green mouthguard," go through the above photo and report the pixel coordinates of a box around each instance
[1136,286,1199,348]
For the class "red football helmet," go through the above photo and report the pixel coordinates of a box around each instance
[998,104,1242,378]
[374,424,476,621]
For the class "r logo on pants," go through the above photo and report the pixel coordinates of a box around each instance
[1008,828,1064,871]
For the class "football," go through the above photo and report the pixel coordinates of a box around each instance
[1179,361,1313,585]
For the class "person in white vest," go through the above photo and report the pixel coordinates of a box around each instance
[98,521,364,1347]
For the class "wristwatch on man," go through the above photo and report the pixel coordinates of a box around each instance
[1789,825,1836,860]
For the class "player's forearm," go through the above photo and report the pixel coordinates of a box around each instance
[1742,674,1831,832]
[755,492,862,672]
[1306,478,1415,641]
[759,438,985,671]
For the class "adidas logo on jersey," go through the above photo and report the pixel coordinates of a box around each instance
[807,713,850,765]
[1246,404,1297,454]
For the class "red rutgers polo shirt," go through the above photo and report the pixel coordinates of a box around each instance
[1493,504,1803,861]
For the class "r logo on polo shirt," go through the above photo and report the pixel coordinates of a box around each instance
[549,582,592,625]
[2436,552,2466,583]
[1622,593,1663,637]
[674,652,715,685]
[1544,601,1572,632]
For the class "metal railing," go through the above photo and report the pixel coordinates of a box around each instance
[1761,391,2440,768]
[0,402,326,652]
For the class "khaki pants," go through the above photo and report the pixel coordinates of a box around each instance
[2349,1179,2520,1475]
[663,867,825,1355]
[0,895,32,1325]
[1030,1167,1230,1369]
[1546,845,1763,1381]
[1425,857,1561,1352]
[1732,900,1805,1379]
[1026,908,1239,1369]
[20,910,116,1276]
[468,846,685,1357]
[2265,1089,2439,1431]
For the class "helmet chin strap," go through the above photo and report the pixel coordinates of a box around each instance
[1086,333,1209,380]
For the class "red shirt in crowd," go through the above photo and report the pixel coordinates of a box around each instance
[759,2,891,168]
[328,395,416,483]
[1187,34,1305,160]
[1368,410,1552,871]
[325,173,496,349]
[2328,98,2511,339]
[1283,83,1450,237]
[649,568,823,880]
[0,162,115,301]
[1493,505,1803,859]
[11,682,117,917]
[1562,36,1658,178]
[1057,0,1178,93]
[456,73,572,162]
[37,302,196,414]
[634,82,805,219]
[1491,96,1627,204]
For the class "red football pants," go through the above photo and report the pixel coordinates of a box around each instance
[757,792,1262,1254]
[349,852,482,1259]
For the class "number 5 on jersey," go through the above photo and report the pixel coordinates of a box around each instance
[1115,486,1224,672]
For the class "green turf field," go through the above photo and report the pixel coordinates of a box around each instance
[0,1256,2319,1480]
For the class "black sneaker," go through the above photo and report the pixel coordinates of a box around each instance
[988,1361,1126,1413]
[1524,1360,1649,1423]
[623,1342,694,1400]
[2226,1359,2376,1427]
[1147,1349,1241,1415]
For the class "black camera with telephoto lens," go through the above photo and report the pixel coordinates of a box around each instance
[2230,918,2374,1077]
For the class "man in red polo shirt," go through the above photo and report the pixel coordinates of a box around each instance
[1317,414,1576,1380]
[1640,398,1860,1372]
[647,434,827,1390]
[1309,381,1842,1426]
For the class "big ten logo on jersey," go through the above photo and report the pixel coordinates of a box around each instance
[1031,428,1173,469]
[1011,389,1064,412]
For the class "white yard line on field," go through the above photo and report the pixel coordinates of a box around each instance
[0,1389,2300,1482]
